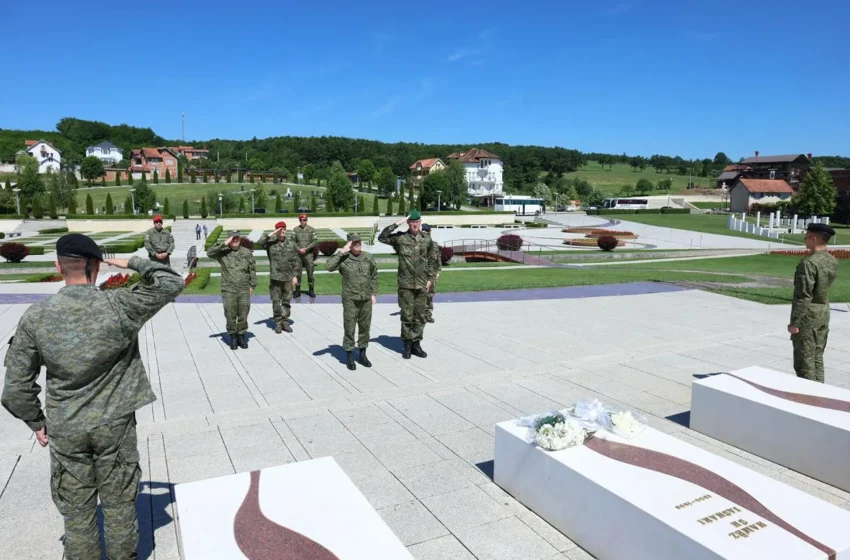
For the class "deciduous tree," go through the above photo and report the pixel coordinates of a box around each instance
[80,156,105,186]
[795,161,836,218]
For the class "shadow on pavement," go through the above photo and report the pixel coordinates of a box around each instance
[95,480,175,560]
[372,335,404,353]
[313,345,348,364]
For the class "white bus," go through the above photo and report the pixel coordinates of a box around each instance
[494,195,544,216]
[602,198,649,210]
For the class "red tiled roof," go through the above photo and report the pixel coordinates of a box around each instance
[449,148,501,163]
[409,158,442,170]
[740,154,809,164]
[25,140,38,147]
[736,178,794,194]
[141,148,162,158]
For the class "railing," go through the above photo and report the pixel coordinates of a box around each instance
[441,238,563,265]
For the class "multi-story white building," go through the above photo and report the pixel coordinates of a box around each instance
[24,140,62,173]
[447,148,504,198]
[85,141,124,164]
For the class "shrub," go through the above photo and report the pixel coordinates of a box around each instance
[239,237,255,251]
[193,268,212,289]
[100,273,141,290]
[497,234,523,251]
[597,235,618,251]
[25,273,63,283]
[39,227,68,234]
[102,240,144,254]
[0,243,30,263]
[317,240,340,256]
[26,246,45,255]
[205,226,223,250]
[0,232,5,239]
[32,197,43,219]
[182,199,189,218]
[440,246,454,265]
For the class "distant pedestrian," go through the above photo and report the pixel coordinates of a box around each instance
[195,224,201,240]
[203,225,208,239]
[788,223,838,383]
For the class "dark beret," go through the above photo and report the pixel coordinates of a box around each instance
[807,223,835,238]
[56,234,103,261]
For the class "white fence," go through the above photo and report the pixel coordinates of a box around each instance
[728,211,830,238]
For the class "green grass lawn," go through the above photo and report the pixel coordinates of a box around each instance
[554,161,711,196]
[613,213,807,245]
[0,261,56,269]
[689,202,725,210]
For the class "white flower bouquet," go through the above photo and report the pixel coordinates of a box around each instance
[516,411,588,451]
[598,408,648,439]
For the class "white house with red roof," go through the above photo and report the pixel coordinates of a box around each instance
[729,178,794,213]
[448,148,504,198]
[409,158,446,187]
[24,140,61,173]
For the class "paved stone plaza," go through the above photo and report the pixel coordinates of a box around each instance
[2,287,850,559]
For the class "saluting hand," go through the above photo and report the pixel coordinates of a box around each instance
[225,236,235,246]
[395,216,408,226]
[341,241,352,254]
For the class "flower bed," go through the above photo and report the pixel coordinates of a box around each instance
[100,273,141,290]
[23,273,63,283]
[563,238,625,247]
[771,249,850,259]
[184,272,197,287]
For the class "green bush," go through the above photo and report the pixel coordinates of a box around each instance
[102,239,145,254]
[205,226,223,250]
[25,246,45,255]
[39,227,69,234]
[0,232,5,239]
[194,267,212,289]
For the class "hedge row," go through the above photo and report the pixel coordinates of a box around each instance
[585,208,691,215]
[24,272,63,283]
[24,246,45,255]
[205,226,223,250]
[39,227,69,234]
[101,239,145,254]
[66,214,163,220]
[191,268,212,289]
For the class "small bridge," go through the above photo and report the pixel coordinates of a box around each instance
[442,239,560,266]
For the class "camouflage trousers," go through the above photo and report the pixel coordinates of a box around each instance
[50,413,141,560]
[343,298,372,351]
[792,325,829,383]
[149,255,171,268]
[270,279,293,326]
[296,253,315,289]
[222,290,251,335]
[398,288,427,341]
[425,281,437,321]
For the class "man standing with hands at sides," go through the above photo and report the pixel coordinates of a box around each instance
[327,233,378,370]
[788,223,838,383]
[378,210,436,359]
[2,234,184,560]
[208,230,257,350]
[256,221,300,334]
[421,223,442,323]
[144,215,175,267]
[293,213,318,298]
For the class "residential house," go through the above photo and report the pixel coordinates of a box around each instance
[738,153,811,187]
[729,178,793,213]
[715,164,751,189]
[24,140,61,173]
[129,147,179,179]
[828,169,850,194]
[85,141,124,165]
[409,158,446,188]
[447,148,504,199]
[168,145,210,160]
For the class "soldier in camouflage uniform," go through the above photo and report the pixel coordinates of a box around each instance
[1,234,184,560]
[422,224,442,323]
[788,223,838,383]
[256,221,300,334]
[327,233,378,370]
[293,213,318,298]
[378,210,436,359]
[208,230,257,349]
[144,215,175,267]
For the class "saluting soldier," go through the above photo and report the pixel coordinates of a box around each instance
[144,214,175,266]
[256,221,300,334]
[422,223,442,324]
[293,213,318,298]
[1,234,184,560]
[327,233,378,370]
[788,223,839,383]
[378,210,436,359]
[207,230,257,350]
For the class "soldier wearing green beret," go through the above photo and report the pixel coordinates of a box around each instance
[378,210,436,359]
[327,233,378,370]
[207,230,257,350]
[788,223,839,383]
[1,234,184,560]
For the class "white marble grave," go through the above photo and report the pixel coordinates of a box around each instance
[691,366,850,492]
[175,456,413,559]
[495,417,850,560]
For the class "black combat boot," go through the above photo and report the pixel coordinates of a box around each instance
[229,335,238,350]
[346,351,356,371]
[308,285,316,298]
[282,323,293,333]
[358,348,372,367]
[402,341,412,359]
[411,341,427,358]
[293,285,302,298]
[274,324,283,334]
[238,334,248,349]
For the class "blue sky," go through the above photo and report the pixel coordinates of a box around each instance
[2,0,848,159]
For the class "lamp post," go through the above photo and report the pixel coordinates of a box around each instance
[128,189,135,215]
[436,190,442,213]
[12,188,20,216]
[218,194,223,217]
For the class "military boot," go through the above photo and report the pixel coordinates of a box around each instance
[308,285,316,298]
[346,351,356,371]
[282,323,293,333]
[402,341,412,359]
[293,285,302,298]
[229,335,238,350]
[238,334,248,349]
[274,324,283,334]
[411,341,427,358]
[358,348,372,367]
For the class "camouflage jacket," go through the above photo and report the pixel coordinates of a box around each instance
[144,227,175,256]
[293,225,318,251]
[378,224,437,290]
[326,250,378,301]
[427,234,443,274]
[1,257,184,435]
[256,233,301,282]
[207,244,257,293]
[790,250,838,330]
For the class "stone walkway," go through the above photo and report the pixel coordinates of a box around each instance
[2,288,850,559]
